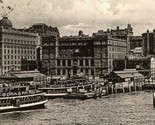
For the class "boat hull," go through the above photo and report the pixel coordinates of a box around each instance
[0,99,48,113]
[44,93,68,99]
[63,92,96,100]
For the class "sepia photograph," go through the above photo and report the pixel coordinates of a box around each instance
[0,0,154,125]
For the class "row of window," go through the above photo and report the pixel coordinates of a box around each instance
[4,45,35,49]
[4,49,36,55]
[4,60,20,65]
[108,40,126,46]
[4,39,36,45]
[4,55,36,60]
[56,60,93,66]
[4,66,20,70]
[109,46,126,52]
[109,53,125,59]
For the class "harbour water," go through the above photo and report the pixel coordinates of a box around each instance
[0,91,155,125]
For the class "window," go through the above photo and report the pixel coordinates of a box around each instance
[57,69,60,75]
[85,60,88,66]
[63,60,66,66]
[57,60,60,66]
[80,60,83,66]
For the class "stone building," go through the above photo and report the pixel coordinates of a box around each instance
[18,23,60,37]
[93,24,133,53]
[0,17,39,75]
[142,30,155,56]
[130,36,143,50]
[93,35,126,75]
[42,31,126,77]
[18,23,60,72]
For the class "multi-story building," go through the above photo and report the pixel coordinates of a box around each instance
[18,23,60,72]
[0,17,39,75]
[142,30,155,56]
[93,35,126,75]
[18,23,60,37]
[130,36,144,50]
[93,24,133,53]
[42,31,126,77]
[42,32,94,77]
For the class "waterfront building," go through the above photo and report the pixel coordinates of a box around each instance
[93,35,126,75]
[18,23,60,37]
[142,30,155,56]
[0,70,46,83]
[0,17,39,75]
[41,31,126,77]
[113,56,155,78]
[93,24,133,53]
[130,36,144,50]
[106,69,144,92]
[19,23,60,72]
[42,32,94,77]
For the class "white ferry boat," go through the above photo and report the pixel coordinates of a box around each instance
[39,76,107,99]
[0,82,48,112]
[39,77,89,98]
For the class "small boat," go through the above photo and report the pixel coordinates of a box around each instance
[63,82,107,100]
[0,82,48,112]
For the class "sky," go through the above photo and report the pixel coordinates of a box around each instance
[0,0,155,36]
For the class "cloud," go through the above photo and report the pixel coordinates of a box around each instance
[0,0,155,36]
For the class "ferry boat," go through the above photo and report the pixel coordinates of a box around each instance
[0,81,48,112]
[63,82,107,100]
[39,76,107,99]
[39,77,89,98]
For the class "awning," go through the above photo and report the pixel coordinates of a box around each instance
[133,73,144,77]
[13,73,45,78]
[117,74,134,78]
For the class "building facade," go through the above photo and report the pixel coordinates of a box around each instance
[42,31,126,77]
[142,30,155,56]
[130,36,143,50]
[93,24,133,53]
[93,35,126,75]
[0,17,39,75]
[18,23,60,37]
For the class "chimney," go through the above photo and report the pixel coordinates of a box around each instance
[117,26,119,30]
